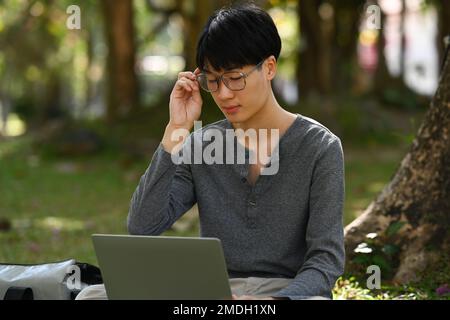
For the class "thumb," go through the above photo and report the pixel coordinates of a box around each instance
[190,83,202,105]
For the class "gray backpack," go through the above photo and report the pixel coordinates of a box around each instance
[0,259,102,300]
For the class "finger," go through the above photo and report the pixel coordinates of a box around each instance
[185,78,199,91]
[177,71,191,79]
[175,80,190,92]
[176,79,195,92]
[189,85,202,106]
[179,78,198,91]
[178,71,197,81]
[194,68,201,75]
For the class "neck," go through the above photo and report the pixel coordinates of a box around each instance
[231,91,296,134]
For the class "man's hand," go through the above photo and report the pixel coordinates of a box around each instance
[162,68,202,154]
[169,68,203,130]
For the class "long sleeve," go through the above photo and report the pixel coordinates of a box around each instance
[127,140,197,236]
[272,137,345,300]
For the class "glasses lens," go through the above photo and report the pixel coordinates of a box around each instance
[223,72,245,91]
[197,74,218,92]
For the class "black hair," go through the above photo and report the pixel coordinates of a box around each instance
[195,2,282,72]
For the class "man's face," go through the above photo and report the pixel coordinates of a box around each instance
[203,59,273,124]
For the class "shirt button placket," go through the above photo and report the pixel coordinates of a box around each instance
[247,194,257,228]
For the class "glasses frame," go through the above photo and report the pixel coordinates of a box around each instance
[196,59,265,93]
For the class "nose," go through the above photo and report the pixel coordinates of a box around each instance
[216,80,235,100]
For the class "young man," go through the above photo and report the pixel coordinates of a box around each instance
[77,3,344,300]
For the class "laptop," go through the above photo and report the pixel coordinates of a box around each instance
[92,234,232,300]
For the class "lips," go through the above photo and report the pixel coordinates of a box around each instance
[223,105,241,114]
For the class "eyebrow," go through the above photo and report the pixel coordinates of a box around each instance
[203,66,242,75]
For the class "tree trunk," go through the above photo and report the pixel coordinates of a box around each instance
[344,48,450,283]
[297,0,325,98]
[398,0,406,77]
[0,90,10,136]
[101,0,139,122]
[332,0,364,93]
[373,6,410,97]
[297,0,364,98]
[41,70,64,123]
[83,11,95,117]
[373,7,391,93]
[181,0,229,71]
[437,0,450,67]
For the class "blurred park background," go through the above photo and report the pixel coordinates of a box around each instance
[0,0,449,299]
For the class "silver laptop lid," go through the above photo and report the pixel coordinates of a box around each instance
[92,234,232,300]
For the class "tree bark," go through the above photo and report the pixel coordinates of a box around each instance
[181,0,229,71]
[373,6,411,97]
[297,0,323,97]
[332,0,364,92]
[399,0,406,77]
[344,48,450,283]
[373,7,391,93]
[437,0,450,68]
[101,0,139,122]
[297,0,364,98]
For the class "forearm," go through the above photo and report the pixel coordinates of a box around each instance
[271,261,341,300]
[127,125,194,235]
[127,144,178,235]
[161,122,191,155]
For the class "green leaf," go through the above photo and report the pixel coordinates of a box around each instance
[353,255,371,265]
[372,254,392,273]
[386,221,406,237]
[382,244,400,256]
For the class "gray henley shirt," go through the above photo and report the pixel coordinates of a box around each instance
[127,114,345,300]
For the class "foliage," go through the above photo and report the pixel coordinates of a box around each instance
[335,251,450,300]
[0,0,95,125]
[333,275,449,300]
[286,96,425,147]
[347,219,411,281]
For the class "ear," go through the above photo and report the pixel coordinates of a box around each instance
[265,55,277,81]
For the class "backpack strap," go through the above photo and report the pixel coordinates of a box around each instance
[4,287,34,300]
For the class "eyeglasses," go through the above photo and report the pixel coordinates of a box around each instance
[196,60,265,93]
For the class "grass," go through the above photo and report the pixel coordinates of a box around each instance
[0,133,447,300]
[333,252,450,300]
[342,144,407,225]
[333,277,435,300]
[0,137,133,264]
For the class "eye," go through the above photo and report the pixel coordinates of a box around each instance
[225,73,242,81]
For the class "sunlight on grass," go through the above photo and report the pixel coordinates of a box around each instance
[13,217,87,232]
[343,145,406,224]
[333,277,431,300]
[0,136,28,159]
[367,181,387,193]
[0,113,26,137]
